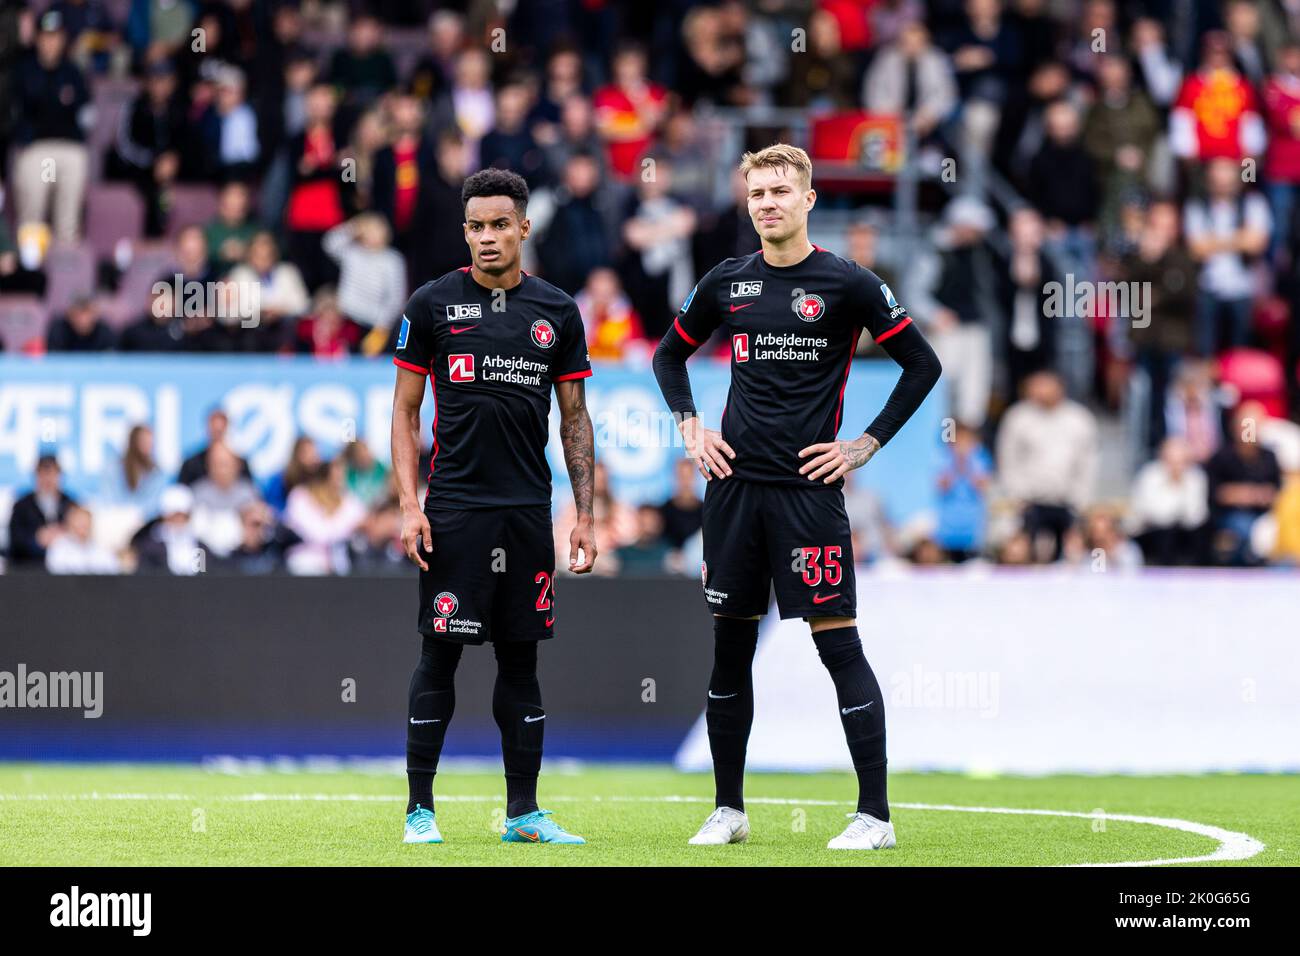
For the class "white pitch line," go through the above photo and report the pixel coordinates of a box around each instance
[885,802,1266,867]
[0,792,1265,866]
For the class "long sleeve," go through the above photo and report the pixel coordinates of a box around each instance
[652,331,699,416]
[864,321,942,446]
[321,223,353,262]
[652,267,724,417]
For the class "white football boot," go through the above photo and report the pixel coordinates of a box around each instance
[827,811,896,850]
[687,806,751,845]
[403,805,444,844]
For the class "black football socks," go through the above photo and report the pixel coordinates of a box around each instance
[406,637,463,814]
[813,625,889,821]
[706,616,760,812]
[493,640,544,819]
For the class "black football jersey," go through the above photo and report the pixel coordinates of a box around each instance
[666,247,911,486]
[394,268,592,508]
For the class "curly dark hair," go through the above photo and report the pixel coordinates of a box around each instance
[461,168,529,218]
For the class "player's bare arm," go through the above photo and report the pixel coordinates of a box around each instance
[798,432,882,484]
[392,366,432,570]
[557,377,598,573]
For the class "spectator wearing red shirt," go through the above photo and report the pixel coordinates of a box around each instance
[295,288,361,359]
[592,43,666,180]
[820,0,876,52]
[372,92,436,286]
[1170,31,1265,164]
[284,83,351,291]
[1262,42,1300,262]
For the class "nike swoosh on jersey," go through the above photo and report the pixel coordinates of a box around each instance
[449,325,477,334]
[708,691,738,699]
[523,715,546,723]
[811,592,840,604]
[728,303,754,312]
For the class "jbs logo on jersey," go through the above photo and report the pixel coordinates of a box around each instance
[531,318,556,349]
[732,333,750,363]
[434,591,459,617]
[448,354,475,382]
[446,303,482,320]
[730,281,763,298]
[793,292,826,322]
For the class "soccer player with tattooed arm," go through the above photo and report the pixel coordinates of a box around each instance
[391,168,596,846]
[652,144,942,850]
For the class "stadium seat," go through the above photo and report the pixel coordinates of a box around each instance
[103,0,132,23]
[165,184,221,239]
[85,182,145,261]
[44,241,96,315]
[109,243,178,329]
[87,76,138,184]
[386,28,430,80]
[0,295,50,352]
[1218,347,1287,418]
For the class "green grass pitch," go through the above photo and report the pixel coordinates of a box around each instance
[0,763,1294,866]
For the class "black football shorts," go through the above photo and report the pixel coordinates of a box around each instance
[700,478,856,620]
[417,505,556,643]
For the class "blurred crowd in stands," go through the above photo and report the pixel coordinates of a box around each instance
[4,0,1300,573]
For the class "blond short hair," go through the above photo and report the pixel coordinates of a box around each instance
[738,143,813,190]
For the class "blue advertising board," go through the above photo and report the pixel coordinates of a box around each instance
[0,355,944,520]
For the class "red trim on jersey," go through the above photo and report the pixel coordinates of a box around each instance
[459,266,471,272]
[554,369,593,382]
[874,316,912,344]
[427,372,439,484]
[833,327,863,433]
[673,317,703,347]
[394,357,429,375]
[812,243,826,251]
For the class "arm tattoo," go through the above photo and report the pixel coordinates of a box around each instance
[559,383,595,518]
[843,432,881,469]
